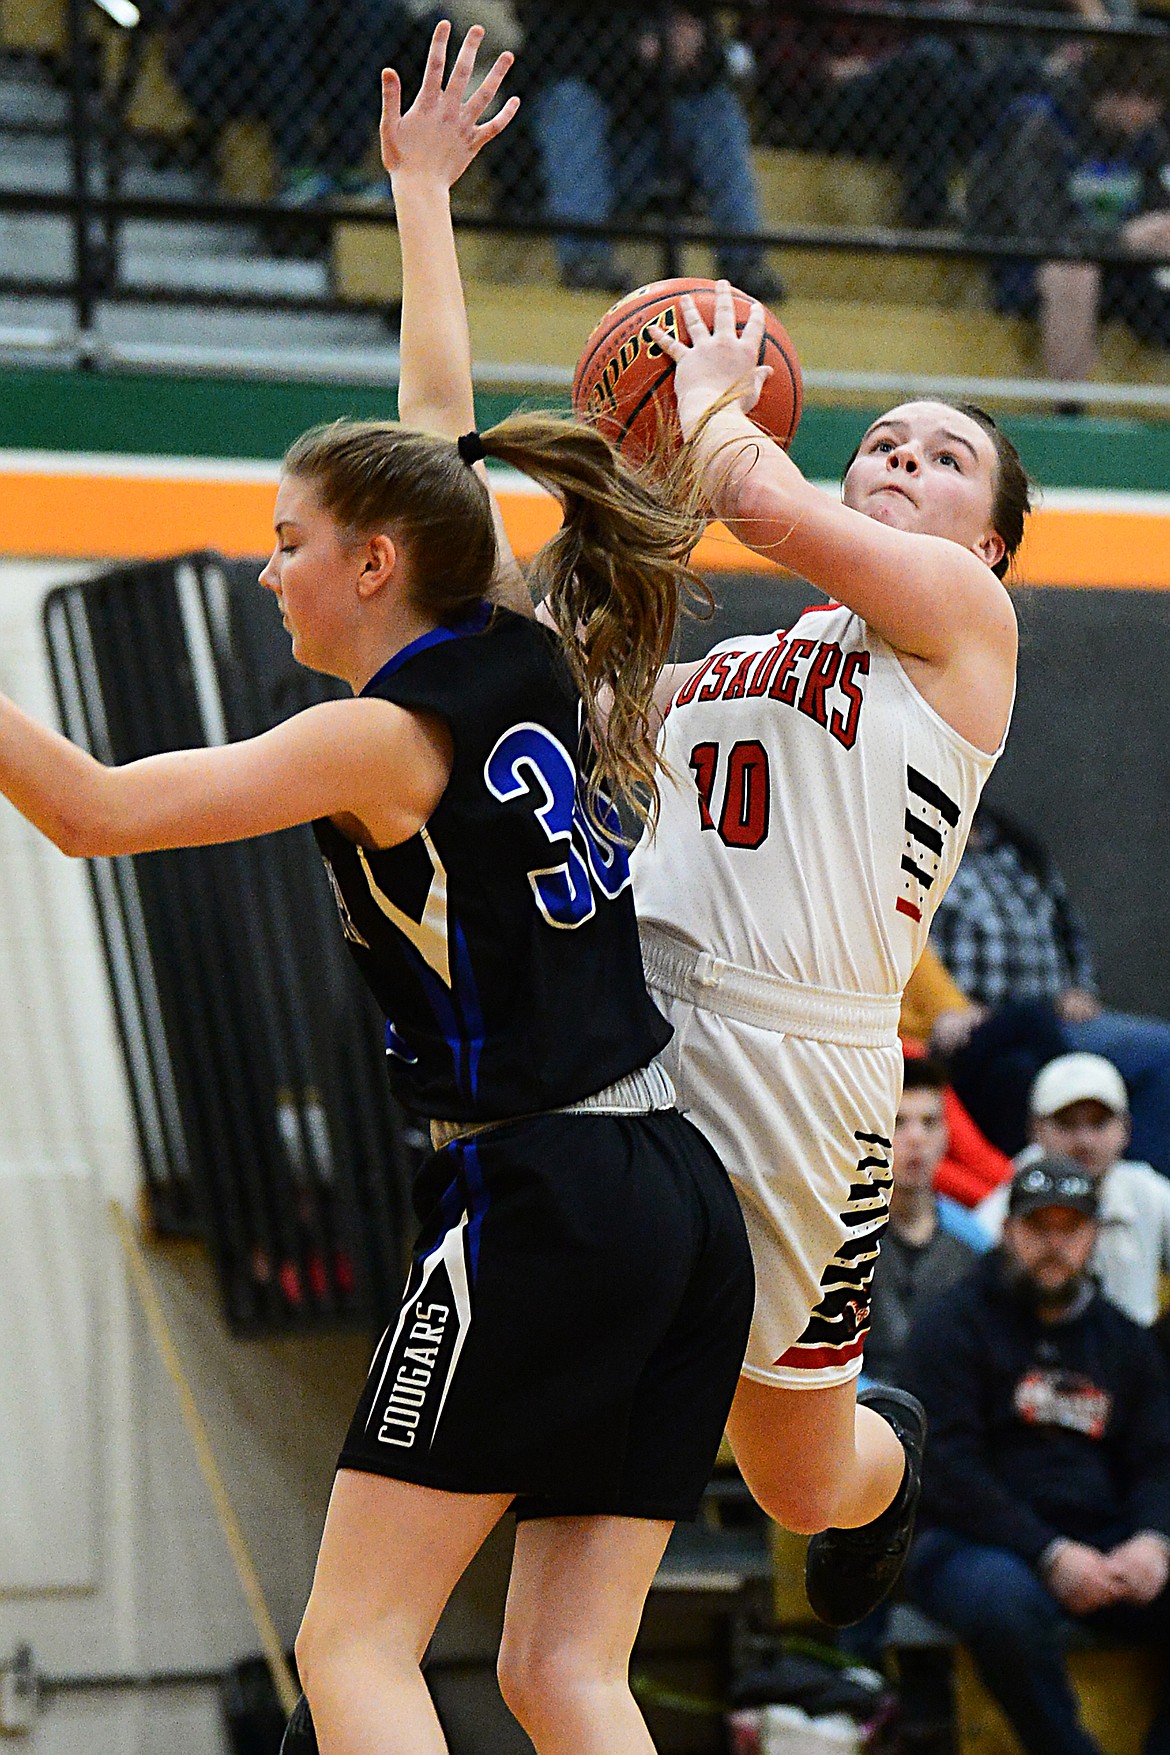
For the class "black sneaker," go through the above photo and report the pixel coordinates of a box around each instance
[280,1693,318,1754]
[804,1385,926,1628]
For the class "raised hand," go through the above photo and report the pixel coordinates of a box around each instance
[648,280,772,439]
[381,19,520,190]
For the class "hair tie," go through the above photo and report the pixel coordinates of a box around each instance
[457,431,487,466]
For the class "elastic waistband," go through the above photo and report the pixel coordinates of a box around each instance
[429,1060,677,1153]
[640,926,901,1049]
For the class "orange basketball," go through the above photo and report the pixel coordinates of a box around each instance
[571,277,802,466]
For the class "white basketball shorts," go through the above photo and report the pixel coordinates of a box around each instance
[652,986,902,1389]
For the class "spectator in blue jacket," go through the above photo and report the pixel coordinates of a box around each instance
[966,42,1170,389]
[902,1157,1170,1755]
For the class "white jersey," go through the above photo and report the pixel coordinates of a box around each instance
[633,602,1006,1006]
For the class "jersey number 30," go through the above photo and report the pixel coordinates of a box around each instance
[486,724,631,929]
[690,740,770,850]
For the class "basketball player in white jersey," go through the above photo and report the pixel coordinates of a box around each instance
[638,285,1024,1623]
[381,27,1025,1626]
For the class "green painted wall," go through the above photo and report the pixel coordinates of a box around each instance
[3,365,1170,490]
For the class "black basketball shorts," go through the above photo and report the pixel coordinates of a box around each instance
[338,1107,754,1521]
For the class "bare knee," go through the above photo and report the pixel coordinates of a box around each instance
[740,1464,842,1534]
[295,1586,419,1703]
[294,1593,336,1700]
[498,1634,616,1737]
[729,1379,867,1532]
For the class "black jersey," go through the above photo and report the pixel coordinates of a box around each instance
[313,606,671,1122]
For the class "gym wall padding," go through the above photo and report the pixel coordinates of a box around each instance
[685,578,1170,1019]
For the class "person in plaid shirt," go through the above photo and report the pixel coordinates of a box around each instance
[929,808,1170,1176]
[932,808,1098,1010]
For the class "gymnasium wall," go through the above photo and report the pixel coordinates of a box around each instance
[0,366,1168,1754]
[0,564,372,1755]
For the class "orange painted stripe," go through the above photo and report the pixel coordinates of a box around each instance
[0,472,277,561]
[2,468,1169,587]
[1015,510,1170,589]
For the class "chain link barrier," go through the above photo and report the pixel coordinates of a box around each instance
[2,2,1170,388]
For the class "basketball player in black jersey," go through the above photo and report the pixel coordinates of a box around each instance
[397,20,1029,1648]
[0,30,753,1755]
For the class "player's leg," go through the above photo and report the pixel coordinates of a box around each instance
[657,1010,921,1621]
[498,1514,673,1754]
[294,1468,511,1754]
[729,1375,925,1628]
[727,1374,904,1534]
[494,1107,751,1751]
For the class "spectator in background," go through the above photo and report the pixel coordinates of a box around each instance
[930,805,1170,1175]
[863,1058,985,1390]
[515,1,780,297]
[901,960,1014,1205]
[902,1158,1170,1755]
[967,43,1170,389]
[745,0,1054,229]
[977,1052,1170,1328]
[168,1,439,202]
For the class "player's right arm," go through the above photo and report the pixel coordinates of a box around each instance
[651,285,1016,753]
[0,693,450,857]
[383,22,531,616]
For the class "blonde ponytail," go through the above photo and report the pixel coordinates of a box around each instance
[480,413,710,831]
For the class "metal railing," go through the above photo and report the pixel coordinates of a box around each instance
[1,0,1170,400]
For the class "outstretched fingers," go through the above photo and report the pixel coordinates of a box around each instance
[473,84,520,145]
[380,65,402,137]
[444,20,484,103]
[646,321,686,362]
[714,277,742,336]
[678,292,711,345]
[464,49,516,125]
[421,17,455,98]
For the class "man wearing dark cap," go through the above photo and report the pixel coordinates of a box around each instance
[899,1158,1170,1755]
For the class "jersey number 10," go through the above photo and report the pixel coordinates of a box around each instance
[690,740,771,850]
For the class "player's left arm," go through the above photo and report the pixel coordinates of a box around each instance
[384,22,531,617]
[0,693,448,858]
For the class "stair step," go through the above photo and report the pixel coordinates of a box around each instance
[0,70,66,129]
[0,213,71,278]
[119,251,329,299]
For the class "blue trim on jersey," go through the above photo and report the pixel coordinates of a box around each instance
[429,1144,488,1284]
[384,1017,419,1063]
[403,940,470,1098]
[452,920,486,1100]
[459,1139,489,1282]
[360,601,492,696]
[391,906,488,1108]
[435,1168,465,1236]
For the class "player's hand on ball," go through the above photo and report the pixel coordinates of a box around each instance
[649,280,773,439]
[381,20,520,189]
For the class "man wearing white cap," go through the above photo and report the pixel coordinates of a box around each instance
[977,1052,1170,1327]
